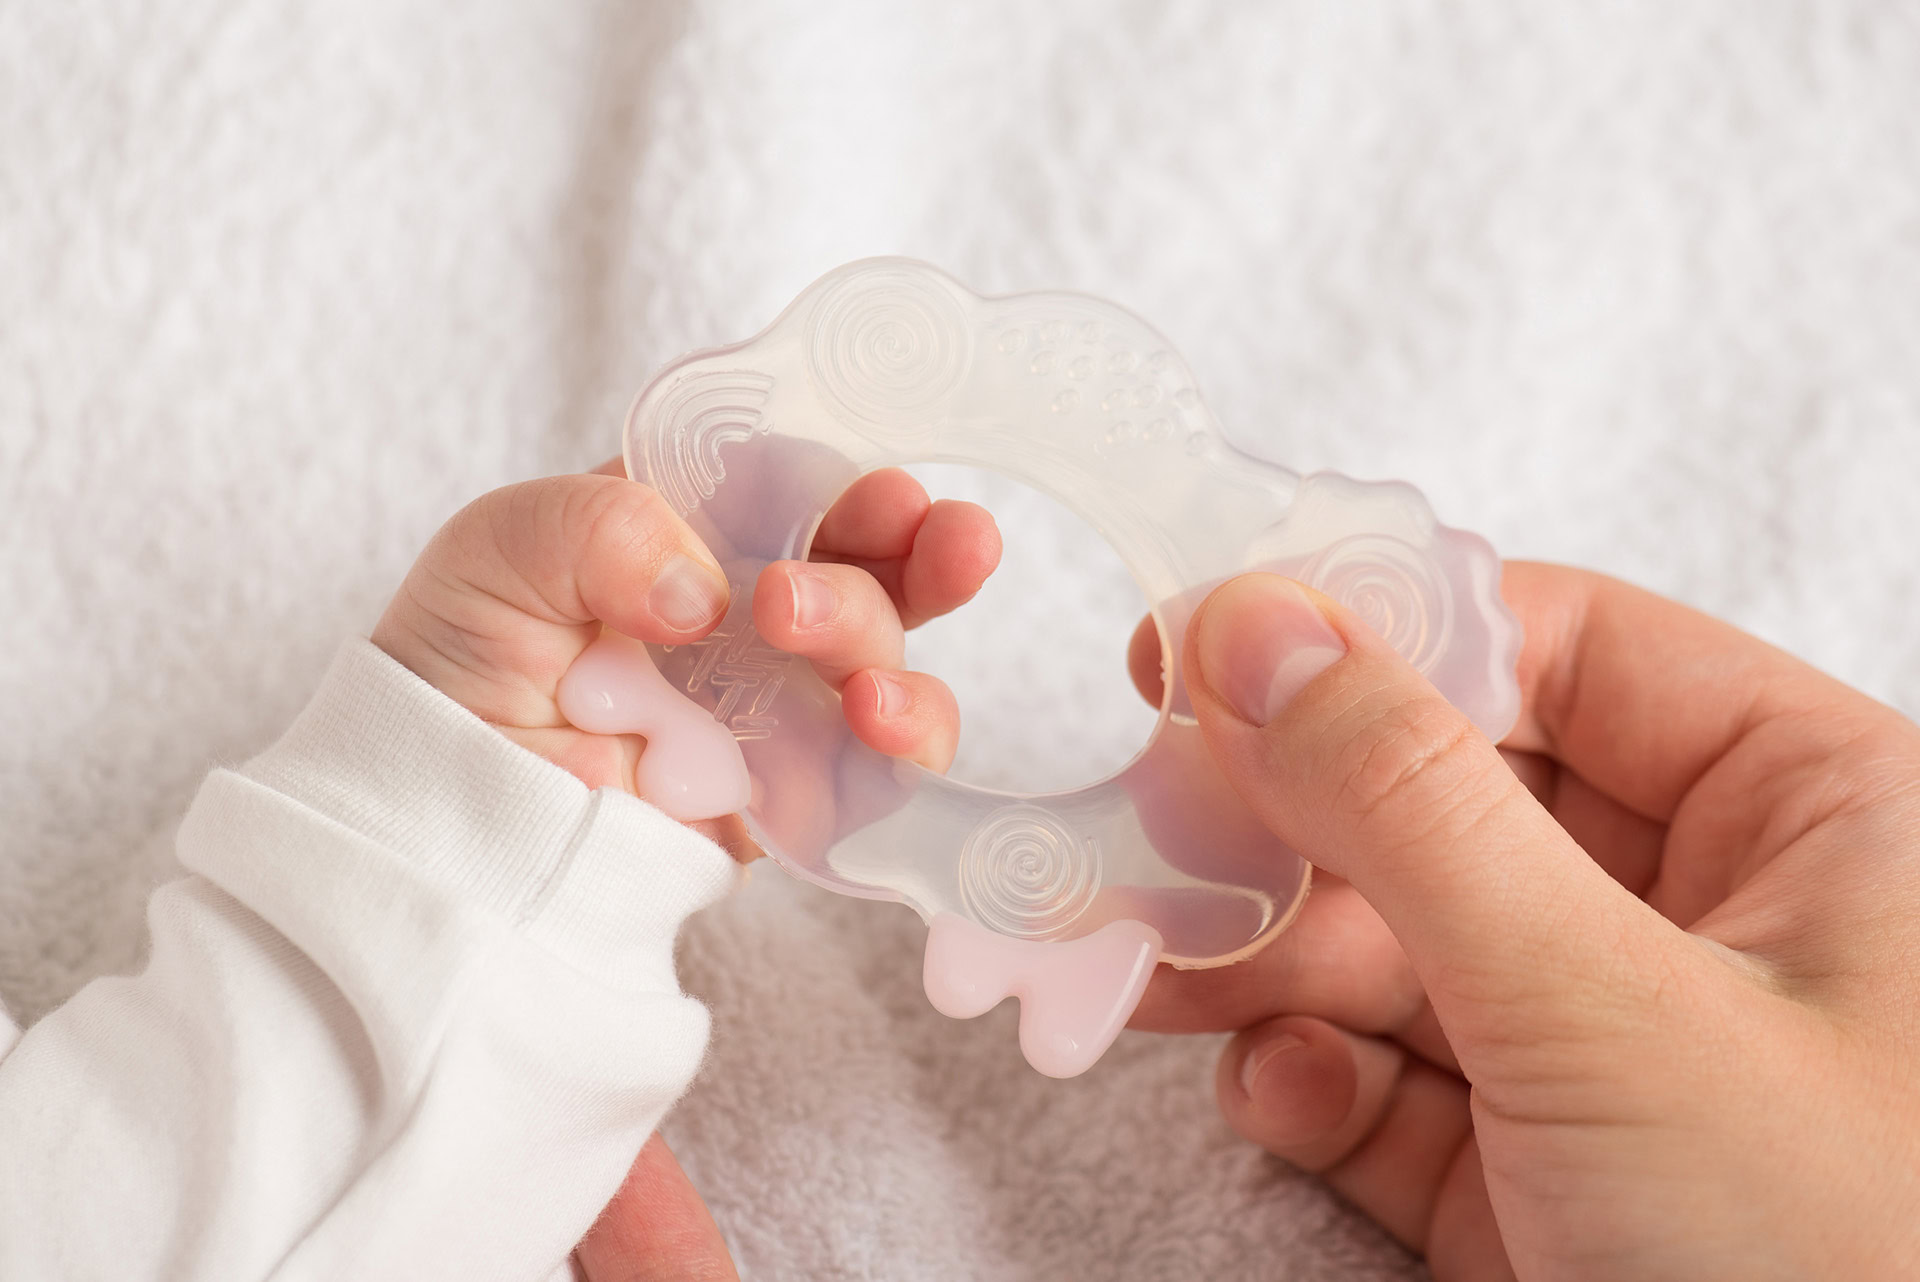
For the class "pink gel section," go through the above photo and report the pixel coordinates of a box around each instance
[922,914,1164,1078]
[555,631,751,821]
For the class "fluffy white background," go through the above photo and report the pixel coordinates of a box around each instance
[4,2,1918,1278]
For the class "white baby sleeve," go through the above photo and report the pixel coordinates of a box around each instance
[0,639,739,1282]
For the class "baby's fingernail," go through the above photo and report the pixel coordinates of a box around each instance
[1196,576,1346,726]
[869,671,907,718]
[1239,1032,1308,1098]
[788,568,835,631]
[650,554,729,633]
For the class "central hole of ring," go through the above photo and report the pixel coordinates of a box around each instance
[899,463,1162,794]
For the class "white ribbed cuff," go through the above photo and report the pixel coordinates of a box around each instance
[215,639,739,980]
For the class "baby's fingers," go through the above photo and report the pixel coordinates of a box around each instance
[375,474,730,725]
[812,468,932,562]
[753,560,905,687]
[841,669,962,772]
[812,470,1001,630]
[893,498,1001,629]
[412,472,728,641]
[753,557,966,771]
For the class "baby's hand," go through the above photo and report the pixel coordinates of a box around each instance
[371,460,998,1280]
[370,459,999,851]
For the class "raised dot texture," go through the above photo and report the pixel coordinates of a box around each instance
[1053,389,1080,414]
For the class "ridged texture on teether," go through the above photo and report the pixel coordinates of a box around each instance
[1303,533,1454,672]
[1255,473,1521,740]
[957,805,1102,940]
[641,369,775,515]
[805,263,972,433]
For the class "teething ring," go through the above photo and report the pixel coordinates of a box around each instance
[562,259,1521,1075]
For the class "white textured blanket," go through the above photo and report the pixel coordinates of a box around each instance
[4,3,1917,1278]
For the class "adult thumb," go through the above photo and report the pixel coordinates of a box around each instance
[1185,573,1682,1052]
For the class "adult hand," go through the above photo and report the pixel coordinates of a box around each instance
[1133,563,1920,1279]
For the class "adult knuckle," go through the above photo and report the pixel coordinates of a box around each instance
[1332,696,1491,839]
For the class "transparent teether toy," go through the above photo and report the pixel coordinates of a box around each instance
[558,258,1522,1077]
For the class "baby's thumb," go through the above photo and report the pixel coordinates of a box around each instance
[1185,574,1679,1054]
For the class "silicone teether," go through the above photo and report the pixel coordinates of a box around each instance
[557,630,751,821]
[558,258,1522,1077]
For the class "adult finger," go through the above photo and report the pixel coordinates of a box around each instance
[1500,749,1668,900]
[1131,877,1454,1068]
[1143,612,1668,899]
[1500,562,1899,823]
[1185,574,1694,1060]
[1218,1017,1510,1278]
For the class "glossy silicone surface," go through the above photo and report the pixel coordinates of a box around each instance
[613,258,1521,969]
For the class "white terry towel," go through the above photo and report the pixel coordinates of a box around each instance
[3,2,1917,1278]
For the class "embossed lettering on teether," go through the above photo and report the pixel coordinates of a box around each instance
[805,264,971,431]
[958,805,1099,939]
[681,622,793,740]
[642,370,775,514]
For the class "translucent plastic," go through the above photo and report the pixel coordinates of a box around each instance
[562,258,1522,1074]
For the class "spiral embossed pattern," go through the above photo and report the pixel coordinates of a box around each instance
[957,805,1100,939]
[805,265,972,430]
[1301,534,1455,674]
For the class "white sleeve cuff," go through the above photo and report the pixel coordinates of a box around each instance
[180,638,740,992]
